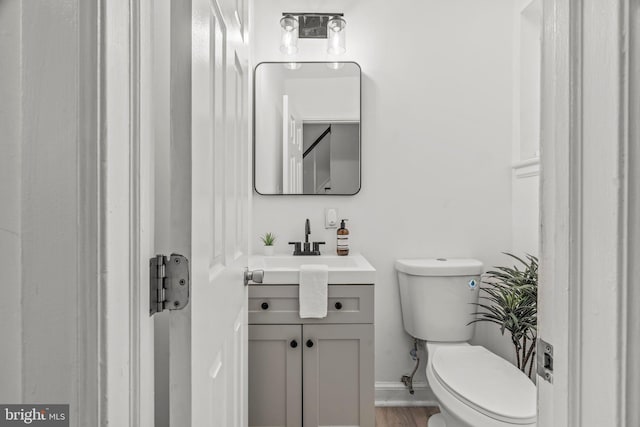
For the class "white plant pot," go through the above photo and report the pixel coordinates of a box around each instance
[263,246,275,256]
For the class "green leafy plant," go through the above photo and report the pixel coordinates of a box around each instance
[259,232,277,246]
[470,253,538,379]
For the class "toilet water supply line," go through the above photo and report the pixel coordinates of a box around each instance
[401,338,422,395]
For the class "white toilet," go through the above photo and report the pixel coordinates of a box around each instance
[396,258,536,427]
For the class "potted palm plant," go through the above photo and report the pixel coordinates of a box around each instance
[470,253,538,380]
[259,232,277,256]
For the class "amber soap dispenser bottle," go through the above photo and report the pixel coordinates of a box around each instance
[337,219,349,256]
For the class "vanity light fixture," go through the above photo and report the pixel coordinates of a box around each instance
[280,14,299,54]
[280,13,347,55]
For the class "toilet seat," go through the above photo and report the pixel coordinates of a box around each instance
[431,346,536,425]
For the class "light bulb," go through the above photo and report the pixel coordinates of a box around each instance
[327,16,346,55]
[280,15,299,54]
[284,62,302,70]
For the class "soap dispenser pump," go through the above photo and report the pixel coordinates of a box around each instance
[337,219,349,256]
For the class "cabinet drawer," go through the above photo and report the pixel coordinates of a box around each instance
[249,285,374,324]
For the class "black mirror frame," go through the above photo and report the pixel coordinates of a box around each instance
[252,61,362,196]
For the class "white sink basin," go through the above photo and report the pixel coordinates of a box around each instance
[249,253,376,284]
[263,255,361,269]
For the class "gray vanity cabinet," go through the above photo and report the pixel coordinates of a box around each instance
[248,324,302,427]
[302,324,375,427]
[248,284,374,427]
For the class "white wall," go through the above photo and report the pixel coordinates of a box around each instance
[20,0,82,404]
[473,0,543,371]
[285,75,360,121]
[512,167,539,256]
[0,2,100,423]
[511,0,541,259]
[0,0,23,403]
[251,0,516,403]
[515,0,542,162]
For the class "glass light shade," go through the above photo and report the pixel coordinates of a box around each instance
[327,16,346,55]
[280,15,299,54]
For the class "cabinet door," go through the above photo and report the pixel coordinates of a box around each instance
[302,324,375,427]
[249,325,302,427]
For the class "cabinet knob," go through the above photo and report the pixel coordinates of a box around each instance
[334,301,343,310]
[290,340,298,348]
[306,339,314,348]
[260,302,269,310]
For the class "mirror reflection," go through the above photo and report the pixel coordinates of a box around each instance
[254,62,361,195]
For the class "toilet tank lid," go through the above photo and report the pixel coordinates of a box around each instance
[395,258,483,276]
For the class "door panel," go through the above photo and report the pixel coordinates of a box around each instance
[302,324,375,427]
[190,0,249,426]
[248,325,302,427]
[282,95,303,194]
[212,11,225,267]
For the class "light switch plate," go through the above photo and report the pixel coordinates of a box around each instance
[325,208,338,229]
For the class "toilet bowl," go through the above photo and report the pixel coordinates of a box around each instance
[395,258,537,427]
[425,343,536,427]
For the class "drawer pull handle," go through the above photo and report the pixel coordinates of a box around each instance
[306,339,314,348]
[334,301,343,310]
[261,302,269,310]
[290,340,298,348]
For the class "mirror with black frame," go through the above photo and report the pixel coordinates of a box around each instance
[253,62,361,195]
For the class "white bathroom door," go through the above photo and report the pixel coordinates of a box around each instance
[190,1,250,426]
[282,95,303,194]
[184,0,251,425]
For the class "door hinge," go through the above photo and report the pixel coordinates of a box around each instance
[150,254,190,316]
[536,338,554,383]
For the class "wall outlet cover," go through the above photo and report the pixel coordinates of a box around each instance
[325,208,338,228]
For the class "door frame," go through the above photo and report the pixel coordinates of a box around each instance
[91,0,640,425]
[7,0,143,424]
[96,0,148,425]
[539,0,640,425]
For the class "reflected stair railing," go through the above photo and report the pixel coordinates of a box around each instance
[302,125,331,158]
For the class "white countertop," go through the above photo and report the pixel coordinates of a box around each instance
[249,252,376,284]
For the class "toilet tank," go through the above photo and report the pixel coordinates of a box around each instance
[396,258,483,342]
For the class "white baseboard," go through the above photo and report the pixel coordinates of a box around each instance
[374,381,438,407]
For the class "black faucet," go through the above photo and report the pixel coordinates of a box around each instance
[304,219,311,248]
[289,219,325,255]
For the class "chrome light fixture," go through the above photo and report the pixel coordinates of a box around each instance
[327,16,346,55]
[280,14,299,54]
[280,13,346,55]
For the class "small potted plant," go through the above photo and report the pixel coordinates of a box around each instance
[259,232,277,256]
[469,253,538,380]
